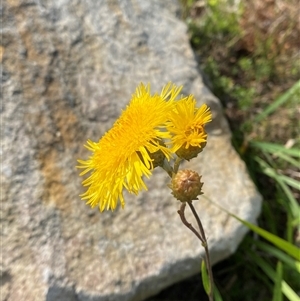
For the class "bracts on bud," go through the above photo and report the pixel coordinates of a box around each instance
[169,169,204,202]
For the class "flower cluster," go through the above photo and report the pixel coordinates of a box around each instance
[77,83,212,211]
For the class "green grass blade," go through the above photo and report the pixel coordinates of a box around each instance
[292,216,300,227]
[272,261,283,301]
[277,174,300,190]
[205,196,300,260]
[255,156,300,218]
[249,251,300,301]
[251,239,300,272]
[236,217,299,260]
[250,141,300,159]
[270,153,300,168]
[253,80,300,123]
[253,143,300,167]
[286,214,294,243]
[276,178,300,220]
[262,201,278,235]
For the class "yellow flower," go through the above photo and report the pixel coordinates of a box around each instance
[77,83,182,211]
[166,95,212,159]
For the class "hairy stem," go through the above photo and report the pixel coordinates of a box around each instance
[177,202,214,301]
[173,157,183,174]
[177,203,204,243]
[162,160,174,177]
[187,201,214,301]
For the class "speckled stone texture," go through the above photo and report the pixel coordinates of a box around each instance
[1,0,261,300]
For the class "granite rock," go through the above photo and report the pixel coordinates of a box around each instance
[1,0,262,300]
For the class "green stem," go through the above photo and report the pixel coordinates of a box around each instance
[174,157,183,174]
[162,160,174,177]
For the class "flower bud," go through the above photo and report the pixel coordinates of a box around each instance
[169,169,203,202]
[137,139,167,168]
[176,141,207,161]
[149,143,167,168]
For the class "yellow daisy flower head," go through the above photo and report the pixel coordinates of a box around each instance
[77,83,182,211]
[167,95,212,160]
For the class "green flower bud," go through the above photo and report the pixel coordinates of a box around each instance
[176,141,207,161]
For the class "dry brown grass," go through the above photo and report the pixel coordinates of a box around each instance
[186,0,300,143]
[239,0,299,57]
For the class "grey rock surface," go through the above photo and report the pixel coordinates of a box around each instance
[1,0,262,300]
